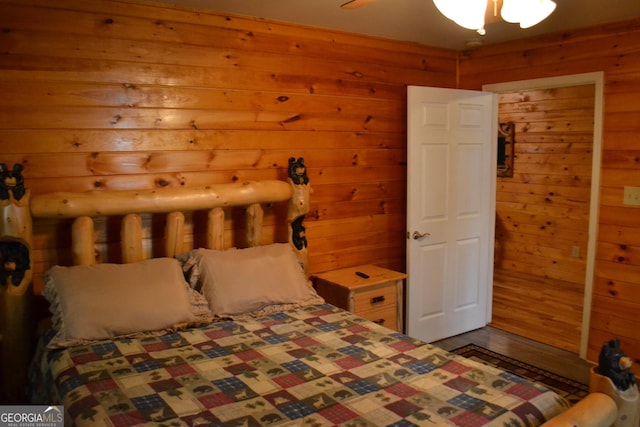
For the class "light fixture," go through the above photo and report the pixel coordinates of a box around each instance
[433,0,487,30]
[433,0,556,34]
[501,0,556,28]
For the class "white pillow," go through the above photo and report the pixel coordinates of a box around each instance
[186,243,324,316]
[43,257,212,348]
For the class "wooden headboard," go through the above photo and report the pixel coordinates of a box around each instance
[0,157,310,402]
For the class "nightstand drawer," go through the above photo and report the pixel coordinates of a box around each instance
[353,284,397,313]
[358,306,397,330]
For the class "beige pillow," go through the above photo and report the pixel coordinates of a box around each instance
[43,257,212,348]
[188,243,324,316]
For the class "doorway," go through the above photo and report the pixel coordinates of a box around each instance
[483,73,603,358]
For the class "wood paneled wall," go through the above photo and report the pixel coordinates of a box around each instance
[0,0,457,294]
[2,0,639,373]
[491,85,595,353]
[494,85,594,282]
[460,19,640,373]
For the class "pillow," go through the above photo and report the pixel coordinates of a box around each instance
[42,257,212,348]
[185,243,324,316]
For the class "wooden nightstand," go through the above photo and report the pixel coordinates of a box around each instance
[313,264,407,332]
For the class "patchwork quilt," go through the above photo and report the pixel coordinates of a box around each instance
[30,304,569,426]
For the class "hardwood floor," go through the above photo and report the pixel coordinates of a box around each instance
[433,325,594,385]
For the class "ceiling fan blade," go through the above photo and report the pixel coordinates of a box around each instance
[340,0,376,10]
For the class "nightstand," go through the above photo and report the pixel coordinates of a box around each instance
[313,264,407,332]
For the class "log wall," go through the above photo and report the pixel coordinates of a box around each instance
[460,19,640,373]
[0,0,457,294]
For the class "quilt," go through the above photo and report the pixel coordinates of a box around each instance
[29,304,570,426]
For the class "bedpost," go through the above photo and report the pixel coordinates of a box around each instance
[287,157,310,278]
[590,339,640,427]
[0,163,33,402]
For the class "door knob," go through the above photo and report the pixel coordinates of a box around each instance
[412,231,430,240]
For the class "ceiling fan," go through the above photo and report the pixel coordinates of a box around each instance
[340,0,553,34]
[340,0,375,10]
[341,0,507,26]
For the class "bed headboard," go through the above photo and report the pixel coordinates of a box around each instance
[0,156,310,401]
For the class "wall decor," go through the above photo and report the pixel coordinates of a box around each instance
[497,122,515,177]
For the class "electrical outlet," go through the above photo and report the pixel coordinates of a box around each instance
[623,186,640,207]
[571,246,580,258]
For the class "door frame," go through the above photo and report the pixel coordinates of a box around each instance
[483,72,604,359]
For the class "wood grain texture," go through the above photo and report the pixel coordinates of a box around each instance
[492,268,584,353]
[71,216,95,265]
[1,0,639,388]
[490,85,594,353]
[121,213,143,263]
[164,211,185,257]
[460,19,640,375]
[494,84,594,280]
[0,0,454,297]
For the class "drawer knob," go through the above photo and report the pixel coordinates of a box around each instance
[373,318,385,325]
[371,296,385,304]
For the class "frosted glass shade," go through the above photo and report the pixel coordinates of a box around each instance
[433,0,557,32]
[501,0,557,28]
[433,0,487,30]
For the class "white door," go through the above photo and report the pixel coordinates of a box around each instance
[406,86,497,343]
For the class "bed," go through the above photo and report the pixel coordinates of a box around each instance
[0,157,631,426]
